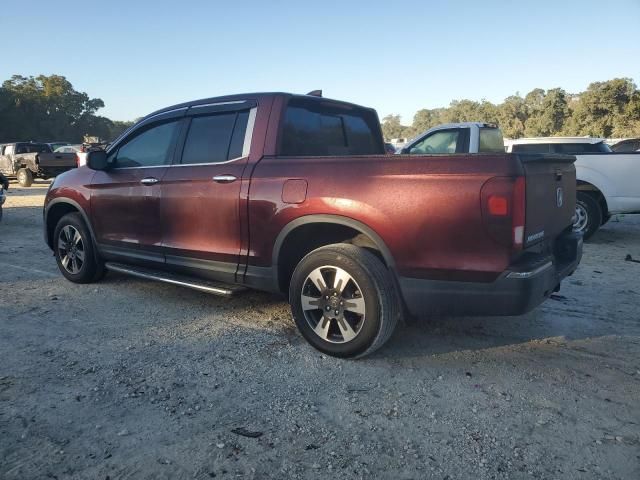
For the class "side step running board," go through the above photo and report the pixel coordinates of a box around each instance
[105,262,246,297]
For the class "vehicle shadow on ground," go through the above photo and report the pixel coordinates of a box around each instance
[587,225,638,245]
[100,272,618,361]
[4,187,50,198]
[0,206,45,229]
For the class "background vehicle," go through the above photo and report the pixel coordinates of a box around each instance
[0,172,7,221]
[504,137,640,239]
[398,122,506,154]
[0,142,77,187]
[44,92,581,358]
[47,141,72,151]
[54,144,88,167]
[610,138,640,153]
[384,142,396,154]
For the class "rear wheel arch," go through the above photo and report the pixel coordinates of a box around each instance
[576,180,608,217]
[273,215,396,294]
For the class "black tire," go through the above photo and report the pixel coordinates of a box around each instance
[289,244,400,358]
[574,192,602,240]
[601,214,612,226]
[17,168,33,187]
[53,212,104,283]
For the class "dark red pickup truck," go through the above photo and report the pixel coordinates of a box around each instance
[44,92,582,357]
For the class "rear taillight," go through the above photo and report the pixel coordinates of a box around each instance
[481,176,526,250]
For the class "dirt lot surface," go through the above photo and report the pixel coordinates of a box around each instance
[1,182,639,479]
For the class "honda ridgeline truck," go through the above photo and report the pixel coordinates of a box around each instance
[44,92,582,358]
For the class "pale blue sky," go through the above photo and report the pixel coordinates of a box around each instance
[3,0,639,123]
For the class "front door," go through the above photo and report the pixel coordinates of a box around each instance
[160,105,255,283]
[90,117,183,264]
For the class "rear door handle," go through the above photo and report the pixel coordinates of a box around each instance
[213,175,237,184]
[140,177,159,186]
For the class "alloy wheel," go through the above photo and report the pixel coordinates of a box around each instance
[57,225,85,274]
[573,203,588,233]
[300,265,366,344]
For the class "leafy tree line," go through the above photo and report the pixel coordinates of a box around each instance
[381,78,640,141]
[0,74,133,144]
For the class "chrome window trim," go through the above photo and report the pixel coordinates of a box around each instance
[109,164,174,171]
[190,100,247,109]
[143,106,188,122]
[168,155,248,167]
[108,106,256,170]
[242,107,257,158]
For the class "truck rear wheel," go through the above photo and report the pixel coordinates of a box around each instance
[17,168,33,187]
[53,213,104,283]
[574,192,602,240]
[289,244,400,358]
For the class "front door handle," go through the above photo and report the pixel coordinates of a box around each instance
[213,175,237,184]
[140,177,159,186]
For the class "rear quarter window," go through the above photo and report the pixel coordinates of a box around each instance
[280,98,384,156]
[479,128,505,153]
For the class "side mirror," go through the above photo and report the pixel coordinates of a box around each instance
[87,150,109,170]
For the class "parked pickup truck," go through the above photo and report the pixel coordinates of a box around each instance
[504,137,640,239]
[398,122,506,155]
[0,142,77,187]
[44,92,582,357]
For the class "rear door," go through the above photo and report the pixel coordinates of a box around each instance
[90,111,184,264]
[159,102,256,283]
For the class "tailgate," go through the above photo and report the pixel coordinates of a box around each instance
[518,154,576,247]
[38,152,77,168]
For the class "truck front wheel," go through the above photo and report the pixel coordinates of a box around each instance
[289,244,400,358]
[17,168,33,187]
[574,192,602,240]
[53,213,105,283]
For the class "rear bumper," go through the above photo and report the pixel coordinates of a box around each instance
[399,232,583,317]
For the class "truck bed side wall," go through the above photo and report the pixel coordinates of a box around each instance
[247,153,524,282]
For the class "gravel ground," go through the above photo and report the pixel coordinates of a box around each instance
[1,182,639,480]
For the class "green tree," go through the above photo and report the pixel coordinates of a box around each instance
[0,74,130,143]
[497,95,527,138]
[380,114,408,140]
[524,88,569,136]
[564,78,639,137]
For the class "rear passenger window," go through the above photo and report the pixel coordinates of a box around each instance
[280,98,383,156]
[181,110,250,164]
[479,128,505,153]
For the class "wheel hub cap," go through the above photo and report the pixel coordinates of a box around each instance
[300,266,366,344]
[573,203,588,232]
[57,225,85,274]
